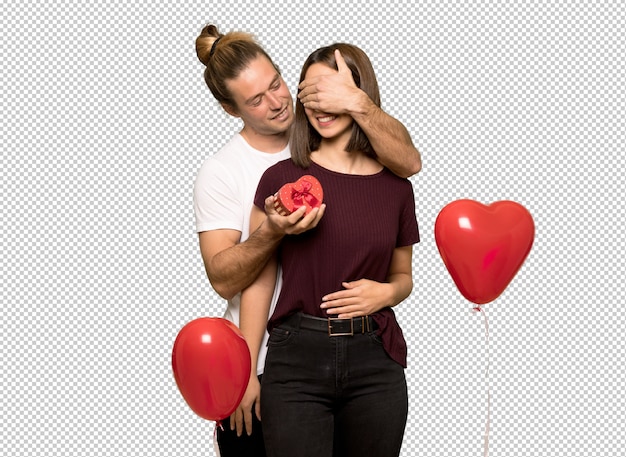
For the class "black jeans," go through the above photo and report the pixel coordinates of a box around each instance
[216,374,267,457]
[261,315,408,457]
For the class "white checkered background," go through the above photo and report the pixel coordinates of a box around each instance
[2,1,624,456]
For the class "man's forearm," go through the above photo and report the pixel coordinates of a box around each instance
[206,221,282,300]
[350,94,422,178]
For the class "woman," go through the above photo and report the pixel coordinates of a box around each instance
[241,43,420,457]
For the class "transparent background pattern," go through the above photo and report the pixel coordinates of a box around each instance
[2,1,624,456]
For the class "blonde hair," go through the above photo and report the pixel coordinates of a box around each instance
[195,24,280,110]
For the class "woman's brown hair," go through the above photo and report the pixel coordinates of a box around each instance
[290,43,381,168]
[195,24,280,110]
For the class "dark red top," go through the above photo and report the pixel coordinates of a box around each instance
[254,160,420,367]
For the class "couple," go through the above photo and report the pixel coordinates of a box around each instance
[193,24,421,457]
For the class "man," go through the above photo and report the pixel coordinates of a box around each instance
[193,24,421,456]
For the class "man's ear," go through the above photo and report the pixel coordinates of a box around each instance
[221,103,240,118]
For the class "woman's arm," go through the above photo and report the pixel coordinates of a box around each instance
[231,205,279,436]
[320,245,413,319]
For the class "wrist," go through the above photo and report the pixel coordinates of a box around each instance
[348,89,377,119]
[257,216,285,242]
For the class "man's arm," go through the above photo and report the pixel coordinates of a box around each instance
[198,222,281,300]
[298,50,421,178]
[199,197,325,300]
[345,96,422,178]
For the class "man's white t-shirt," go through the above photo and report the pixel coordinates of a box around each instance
[193,133,289,375]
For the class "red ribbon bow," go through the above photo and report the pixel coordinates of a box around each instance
[291,180,319,208]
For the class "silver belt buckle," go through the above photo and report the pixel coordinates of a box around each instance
[328,318,353,336]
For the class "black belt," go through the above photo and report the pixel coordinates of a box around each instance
[285,313,378,337]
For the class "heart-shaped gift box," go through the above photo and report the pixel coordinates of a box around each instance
[275,175,323,215]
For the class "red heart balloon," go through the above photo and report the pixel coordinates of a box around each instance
[275,175,323,215]
[172,318,251,423]
[435,200,534,305]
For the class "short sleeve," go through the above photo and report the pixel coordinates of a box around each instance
[193,158,243,233]
[253,163,285,211]
[396,180,420,247]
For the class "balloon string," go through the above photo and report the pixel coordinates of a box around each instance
[472,306,491,457]
[213,424,222,456]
